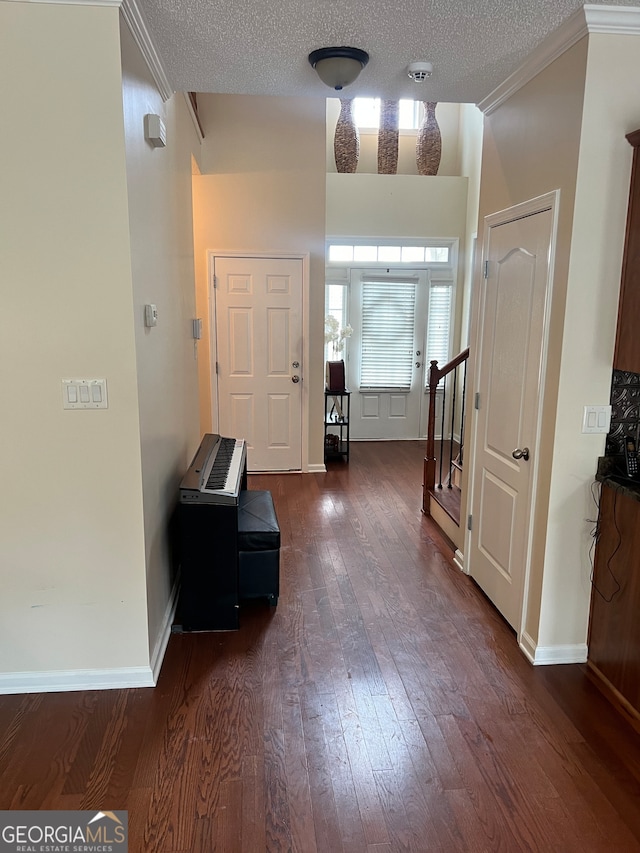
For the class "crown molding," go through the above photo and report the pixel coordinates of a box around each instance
[183,92,205,141]
[3,0,120,5]
[478,4,640,115]
[120,0,174,101]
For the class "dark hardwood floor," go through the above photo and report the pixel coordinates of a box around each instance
[1,441,640,852]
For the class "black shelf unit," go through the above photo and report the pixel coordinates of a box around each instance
[324,389,351,462]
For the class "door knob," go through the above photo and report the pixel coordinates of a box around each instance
[416,362,421,368]
[512,447,530,461]
[291,375,300,383]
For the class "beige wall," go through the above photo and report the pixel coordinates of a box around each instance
[192,94,327,468]
[0,3,149,680]
[326,174,468,239]
[537,32,640,650]
[120,24,201,663]
[458,104,484,348]
[471,32,640,657]
[473,40,587,657]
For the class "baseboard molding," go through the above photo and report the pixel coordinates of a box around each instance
[150,575,181,684]
[519,631,588,665]
[1,578,180,695]
[0,665,155,696]
[453,548,467,573]
[308,463,327,473]
[586,661,640,734]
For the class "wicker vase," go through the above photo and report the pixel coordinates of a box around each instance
[334,99,359,174]
[416,101,441,176]
[377,100,399,175]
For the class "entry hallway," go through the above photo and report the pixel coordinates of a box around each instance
[1,441,639,851]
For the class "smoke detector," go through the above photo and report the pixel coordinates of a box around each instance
[407,61,433,82]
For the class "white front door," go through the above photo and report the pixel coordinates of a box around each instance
[468,197,556,631]
[214,256,303,472]
[347,270,429,440]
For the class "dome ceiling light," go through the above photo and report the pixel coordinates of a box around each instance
[308,46,370,91]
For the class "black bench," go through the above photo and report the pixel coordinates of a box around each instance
[237,490,280,606]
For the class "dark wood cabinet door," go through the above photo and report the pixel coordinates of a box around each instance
[613,129,640,373]
[588,483,640,716]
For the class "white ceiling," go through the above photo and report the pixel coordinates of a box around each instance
[136,0,639,104]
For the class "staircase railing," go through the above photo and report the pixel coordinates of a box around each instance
[423,348,470,516]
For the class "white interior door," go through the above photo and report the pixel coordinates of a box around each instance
[347,270,428,440]
[214,256,303,472]
[469,199,555,631]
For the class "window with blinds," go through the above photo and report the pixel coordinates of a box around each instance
[426,283,453,371]
[360,280,416,390]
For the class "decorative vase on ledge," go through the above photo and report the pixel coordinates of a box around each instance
[377,99,399,175]
[334,99,359,173]
[416,101,441,176]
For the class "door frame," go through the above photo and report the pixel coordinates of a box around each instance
[347,268,430,441]
[207,250,311,472]
[465,191,560,644]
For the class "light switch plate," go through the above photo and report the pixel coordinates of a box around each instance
[582,405,611,434]
[62,379,108,409]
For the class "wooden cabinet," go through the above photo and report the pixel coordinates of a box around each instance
[588,481,640,726]
[613,129,640,373]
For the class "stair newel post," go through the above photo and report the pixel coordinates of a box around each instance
[423,359,440,514]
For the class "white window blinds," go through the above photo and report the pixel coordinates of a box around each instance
[426,284,452,368]
[360,280,416,390]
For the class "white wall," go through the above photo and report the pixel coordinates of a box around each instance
[0,2,149,687]
[120,23,201,667]
[192,94,327,469]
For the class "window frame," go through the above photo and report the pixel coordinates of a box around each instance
[326,237,458,391]
[352,98,424,132]
[326,238,454,267]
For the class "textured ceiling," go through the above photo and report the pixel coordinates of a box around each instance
[137,0,640,103]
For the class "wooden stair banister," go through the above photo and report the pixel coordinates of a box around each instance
[423,347,470,517]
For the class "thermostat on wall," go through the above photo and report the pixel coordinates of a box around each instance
[145,304,158,327]
[144,114,166,148]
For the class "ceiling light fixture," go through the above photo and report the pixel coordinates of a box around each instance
[308,46,369,90]
[407,61,433,82]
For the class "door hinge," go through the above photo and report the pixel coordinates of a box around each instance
[483,260,489,279]
[467,514,473,531]
[215,361,219,375]
[475,392,480,410]
[213,275,218,288]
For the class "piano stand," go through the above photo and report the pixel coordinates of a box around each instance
[238,490,280,607]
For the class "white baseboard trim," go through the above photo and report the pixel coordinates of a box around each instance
[308,463,327,473]
[519,631,588,665]
[150,575,181,684]
[0,665,155,696]
[453,548,467,573]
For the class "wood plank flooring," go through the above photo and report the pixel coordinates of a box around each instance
[1,441,640,852]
